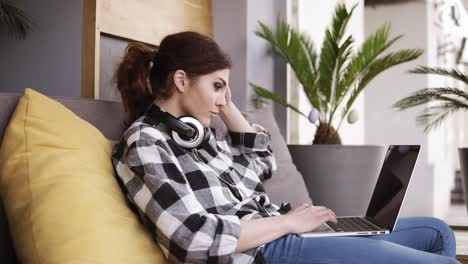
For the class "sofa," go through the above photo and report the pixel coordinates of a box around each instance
[0,89,312,264]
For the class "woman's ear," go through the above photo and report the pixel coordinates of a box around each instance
[173,69,188,93]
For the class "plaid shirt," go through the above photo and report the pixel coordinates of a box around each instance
[111,114,280,264]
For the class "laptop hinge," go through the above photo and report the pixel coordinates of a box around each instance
[365,216,388,230]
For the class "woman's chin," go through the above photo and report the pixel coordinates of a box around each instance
[201,118,211,127]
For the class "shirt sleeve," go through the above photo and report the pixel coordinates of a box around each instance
[119,131,241,263]
[225,123,277,181]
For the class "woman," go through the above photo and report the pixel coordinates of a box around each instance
[111,31,460,264]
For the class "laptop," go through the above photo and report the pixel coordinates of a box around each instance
[300,145,421,238]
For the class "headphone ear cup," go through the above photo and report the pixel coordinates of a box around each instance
[200,127,211,147]
[171,116,208,149]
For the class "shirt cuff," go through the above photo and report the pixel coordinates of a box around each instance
[210,214,241,256]
[228,123,272,152]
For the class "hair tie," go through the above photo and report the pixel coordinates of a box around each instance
[147,49,159,63]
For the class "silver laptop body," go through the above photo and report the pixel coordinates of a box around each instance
[300,145,421,238]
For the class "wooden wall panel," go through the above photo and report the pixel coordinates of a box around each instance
[82,0,212,98]
[81,0,99,98]
[99,0,212,45]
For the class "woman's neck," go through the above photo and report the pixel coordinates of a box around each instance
[153,98,185,118]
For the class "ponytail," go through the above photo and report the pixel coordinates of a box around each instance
[114,32,232,129]
[113,42,154,127]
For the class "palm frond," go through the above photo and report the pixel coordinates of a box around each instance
[338,24,401,102]
[318,3,356,117]
[416,104,464,133]
[339,48,423,129]
[330,3,357,43]
[409,66,468,85]
[255,19,320,110]
[249,83,308,118]
[394,87,468,110]
[0,1,36,39]
[300,34,319,73]
[326,35,354,124]
[253,3,421,139]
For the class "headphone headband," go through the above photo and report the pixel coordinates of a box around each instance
[146,104,195,138]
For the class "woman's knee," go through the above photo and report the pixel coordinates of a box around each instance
[415,217,456,257]
[422,217,454,239]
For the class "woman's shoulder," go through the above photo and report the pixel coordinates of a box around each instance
[123,115,170,146]
[112,116,174,162]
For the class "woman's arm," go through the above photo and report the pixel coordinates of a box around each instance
[219,103,277,180]
[235,215,289,253]
[118,132,242,263]
[219,102,256,133]
[218,85,255,133]
[235,204,338,253]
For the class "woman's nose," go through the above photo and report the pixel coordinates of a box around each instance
[216,93,226,106]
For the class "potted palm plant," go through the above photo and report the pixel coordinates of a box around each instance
[0,0,36,39]
[251,3,423,144]
[251,3,424,215]
[394,66,468,213]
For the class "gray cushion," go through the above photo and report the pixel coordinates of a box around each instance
[0,94,312,263]
[211,107,312,207]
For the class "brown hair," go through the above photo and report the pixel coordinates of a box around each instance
[113,31,232,127]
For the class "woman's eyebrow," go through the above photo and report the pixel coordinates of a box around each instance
[216,77,227,86]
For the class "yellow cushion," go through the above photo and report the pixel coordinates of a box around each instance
[0,88,166,264]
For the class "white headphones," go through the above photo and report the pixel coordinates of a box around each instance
[146,104,211,149]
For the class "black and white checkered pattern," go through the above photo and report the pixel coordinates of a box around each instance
[112,115,279,264]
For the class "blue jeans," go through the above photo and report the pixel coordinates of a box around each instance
[261,217,460,264]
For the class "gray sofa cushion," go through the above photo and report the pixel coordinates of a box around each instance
[0,93,312,263]
[211,107,312,207]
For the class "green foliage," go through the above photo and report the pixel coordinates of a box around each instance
[394,66,468,133]
[251,3,423,138]
[0,1,36,39]
[250,83,307,118]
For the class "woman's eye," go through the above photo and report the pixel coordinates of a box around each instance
[214,83,223,90]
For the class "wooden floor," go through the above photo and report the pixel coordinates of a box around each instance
[455,228,468,263]
[443,204,468,262]
[446,205,468,227]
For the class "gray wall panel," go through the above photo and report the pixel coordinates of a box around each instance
[213,0,288,138]
[0,0,83,97]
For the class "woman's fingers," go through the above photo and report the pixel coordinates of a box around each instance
[310,206,337,218]
[225,86,232,104]
[312,210,337,224]
[321,210,337,223]
[308,207,337,224]
[321,213,337,224]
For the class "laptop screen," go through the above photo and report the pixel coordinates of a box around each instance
[365,145,420,231]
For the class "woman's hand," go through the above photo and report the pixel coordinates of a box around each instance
[224,85,232,106]
[236,204,337,253]
[282,203,337,234]
[218,87,256,133]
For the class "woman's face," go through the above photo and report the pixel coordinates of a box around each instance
[182,69,229,127]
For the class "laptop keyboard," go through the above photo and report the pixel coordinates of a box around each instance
[326,217,380,232]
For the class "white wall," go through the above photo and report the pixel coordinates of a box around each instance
[364,1,456,218]
[295,0,456,218]
[295,0,365,144]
